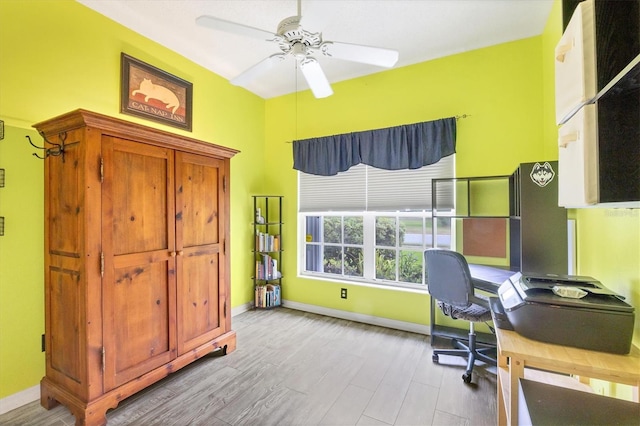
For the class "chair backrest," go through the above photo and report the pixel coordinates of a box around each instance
[424,249,474,308]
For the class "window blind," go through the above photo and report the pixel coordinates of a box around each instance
[299,155,454,212]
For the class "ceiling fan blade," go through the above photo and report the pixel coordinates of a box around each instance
[300,58,333,98]
[231,54,287,87]
[319,42,399,68]
[196,15,275,41]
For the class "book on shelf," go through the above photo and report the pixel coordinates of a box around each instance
[255,231,281,252]
[255,254,281,280]
[255,284,281,308]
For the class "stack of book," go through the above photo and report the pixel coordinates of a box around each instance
[255,254,280,280]
[255,284,281,308]
[255,231,280,252]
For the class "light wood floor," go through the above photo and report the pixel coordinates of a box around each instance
[1,308,497,425]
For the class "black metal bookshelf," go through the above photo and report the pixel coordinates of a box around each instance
[252,195,283,309]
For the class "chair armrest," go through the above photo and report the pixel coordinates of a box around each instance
[469,293,491,309]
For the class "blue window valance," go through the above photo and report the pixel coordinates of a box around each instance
[293,117,457,176]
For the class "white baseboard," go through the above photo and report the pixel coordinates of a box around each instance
[282,299,430,335]
[0,300,426,414]
[231,301,253,317]
[0,384,39,415]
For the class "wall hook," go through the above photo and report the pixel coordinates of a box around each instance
[26,131,67,162]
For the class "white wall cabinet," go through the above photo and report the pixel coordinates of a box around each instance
[556,0,639,207]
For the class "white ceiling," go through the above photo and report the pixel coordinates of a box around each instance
[77,0,554,99]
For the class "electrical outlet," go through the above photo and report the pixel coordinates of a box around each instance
[341,288,347,299]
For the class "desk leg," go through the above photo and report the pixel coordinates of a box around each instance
[498,351,508,369]
[509,357,524,425]
[498,372,507,426]
[497,345,508,426]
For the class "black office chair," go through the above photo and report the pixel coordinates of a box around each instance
[424,248,497,383]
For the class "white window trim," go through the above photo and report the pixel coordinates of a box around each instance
[296,156,456,290]
[297,210,456,290]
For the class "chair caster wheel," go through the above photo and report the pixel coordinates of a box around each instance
[462,372,472,383]
[432,354,439,363]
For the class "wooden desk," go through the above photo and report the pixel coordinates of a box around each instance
[495,326,640,425]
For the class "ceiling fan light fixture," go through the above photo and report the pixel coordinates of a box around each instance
[291,43,307,60]
[196,0,398,99]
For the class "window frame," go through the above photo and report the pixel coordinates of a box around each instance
[297,155,456,290]
[298,210,456,290]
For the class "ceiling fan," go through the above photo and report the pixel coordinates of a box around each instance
[196,0,399,98]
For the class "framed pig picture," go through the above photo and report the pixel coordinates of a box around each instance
[120,53,193,131]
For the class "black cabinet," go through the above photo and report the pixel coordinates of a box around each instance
[592,1,639,91]
[596,60,640,203]
[563,0,639,86]
[562,0,583,30]
[557,0,640,205]
[510,162,568,275]
[593,1,640,203]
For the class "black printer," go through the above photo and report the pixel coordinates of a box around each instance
[494,272,635,354]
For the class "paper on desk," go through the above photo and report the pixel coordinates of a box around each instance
[552,286,588,299]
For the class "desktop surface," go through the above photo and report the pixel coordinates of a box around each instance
[468,263,516,291]
[519,378,640,426]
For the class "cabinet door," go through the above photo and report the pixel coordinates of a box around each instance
[44,128,87,396]
[102,137,177,391]
[554,0,596,124]
[558,104,598,207]
[175,152,227,355]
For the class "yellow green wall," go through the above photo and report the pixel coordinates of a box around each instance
[1,0,638,405]
[0,126,44,401]
[265,0,638,351]
[0,0,266,398]
[265,0,639,399]
[264,36,547,325]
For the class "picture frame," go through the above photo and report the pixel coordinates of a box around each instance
[120,53,193,131]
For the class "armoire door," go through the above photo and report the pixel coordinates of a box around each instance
[175,152,227,355]
[43,127,87,397]
[101,136,177,391]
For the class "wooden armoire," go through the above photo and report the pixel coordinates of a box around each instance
[34,109,238,425]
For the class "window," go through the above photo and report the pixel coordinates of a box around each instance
[305,215,364,278]
[298,156,455,289]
